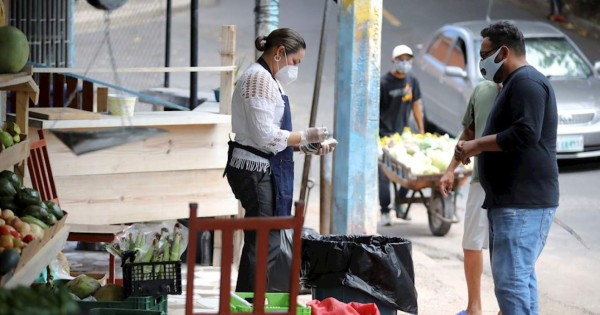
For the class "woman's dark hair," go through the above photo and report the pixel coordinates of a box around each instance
[481,21,526,56]
[254,28,306,54]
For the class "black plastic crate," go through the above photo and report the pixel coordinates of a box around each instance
[123,261,182,297]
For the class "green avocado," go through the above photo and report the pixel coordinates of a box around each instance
[0,196,18,211]
[0,178,17,197]
[0,170,21,191]
[43,200,64,220]
[14,187,42,207]
[0,249,20,276]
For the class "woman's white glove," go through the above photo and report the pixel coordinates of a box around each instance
[300,127,329,145]
[300,138,337,155]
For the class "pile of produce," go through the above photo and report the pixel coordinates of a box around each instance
[0,285,79,315]
[0,170,66,276]
[105,222,188,265]
[0,122,24,150]
[379,128,472,176]
[63,274,125,302]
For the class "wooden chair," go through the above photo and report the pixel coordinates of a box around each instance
[185,202,305,315]
[28,129,119,283]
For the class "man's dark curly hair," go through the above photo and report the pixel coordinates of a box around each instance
[481,21,526,56]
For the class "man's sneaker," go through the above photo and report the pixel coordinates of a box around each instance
[395,204,412,221]
[380,213,392,226]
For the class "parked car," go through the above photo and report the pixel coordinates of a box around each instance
[412,20,600,159]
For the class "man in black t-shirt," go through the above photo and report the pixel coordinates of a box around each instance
[455,21,558,314]
[379,44,424,226]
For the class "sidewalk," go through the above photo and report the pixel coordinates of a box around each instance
[65,197,499,314]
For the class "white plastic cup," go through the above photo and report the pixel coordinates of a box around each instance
[108,95,137,117]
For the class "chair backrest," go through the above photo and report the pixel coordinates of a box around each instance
[185,202,305,315]
[27,129,59,205]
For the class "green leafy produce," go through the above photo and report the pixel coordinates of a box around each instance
[0,285,79,315]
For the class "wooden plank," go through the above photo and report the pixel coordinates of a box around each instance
[97,87,108,112]
[29,107,102,120]
[0,139,30,171]
[54,169,237,225]
[14,93,29,178]
[52,74,65,108]
[0,73,30,88]
[219,25,236,115]
[0,91,5,122]
[41,124,230,176]
[66,76,79,109]
[82,80,94,112]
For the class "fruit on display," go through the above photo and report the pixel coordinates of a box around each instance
[0,25,30,74]
[379,128,472,176]
[0,248,20,276]
[0,170,67,278]
[93,284,125,302]
[64,274,102,299]
[0,122,23,150]
[0,285,80,315]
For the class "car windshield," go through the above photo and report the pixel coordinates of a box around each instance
[474,37,593,78]
[525,37,592,78]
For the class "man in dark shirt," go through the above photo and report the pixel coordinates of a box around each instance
[455,21,558,314]
[379,44,424,226]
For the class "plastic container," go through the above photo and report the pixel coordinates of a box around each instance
[89,308,163,315]
[230,292,311,315]
[123,261,182,297]
[77,295,167,314]
[313,286,396,315]
[108,94,137,116]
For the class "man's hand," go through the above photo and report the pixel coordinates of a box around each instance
[439,170,455,197]
[455,140,480,164]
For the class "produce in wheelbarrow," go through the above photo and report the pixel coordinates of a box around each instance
[379,128,472,175]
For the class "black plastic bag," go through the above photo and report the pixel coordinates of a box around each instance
[269,227,320,292]
[300,235,417,314]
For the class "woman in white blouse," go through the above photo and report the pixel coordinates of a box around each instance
[223,28,335,293]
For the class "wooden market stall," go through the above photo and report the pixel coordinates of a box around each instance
[0,70,70,288]
[23,110,237,225]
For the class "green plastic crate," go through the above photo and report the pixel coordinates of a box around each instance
[231,292,311,314]
[89,309,163,315]
[77,295,167,315]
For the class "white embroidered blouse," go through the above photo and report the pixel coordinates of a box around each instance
[229,62,290,172]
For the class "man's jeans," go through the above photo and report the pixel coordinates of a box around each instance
[488,207,556,315]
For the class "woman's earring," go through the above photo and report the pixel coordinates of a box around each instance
[274,54,281,62]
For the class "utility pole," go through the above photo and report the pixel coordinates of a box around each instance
[332,0,382,234]
[254,0,279,59]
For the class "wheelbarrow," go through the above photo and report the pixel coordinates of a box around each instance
[379,148,472,236]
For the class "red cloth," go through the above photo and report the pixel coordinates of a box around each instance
[307,297,381,315]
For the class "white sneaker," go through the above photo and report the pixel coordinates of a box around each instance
[380,213,392,226]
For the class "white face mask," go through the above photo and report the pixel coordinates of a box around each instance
[395,60,412,74]
[275,49,298,85]
[479,47,505,82]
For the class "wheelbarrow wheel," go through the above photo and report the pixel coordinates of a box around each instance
[428,190,453,236]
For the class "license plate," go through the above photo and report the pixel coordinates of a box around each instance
[557,135,584,152]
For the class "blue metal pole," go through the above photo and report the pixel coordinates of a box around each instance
[332,0,382,235]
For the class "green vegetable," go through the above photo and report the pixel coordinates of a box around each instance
[170,232,182,262]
